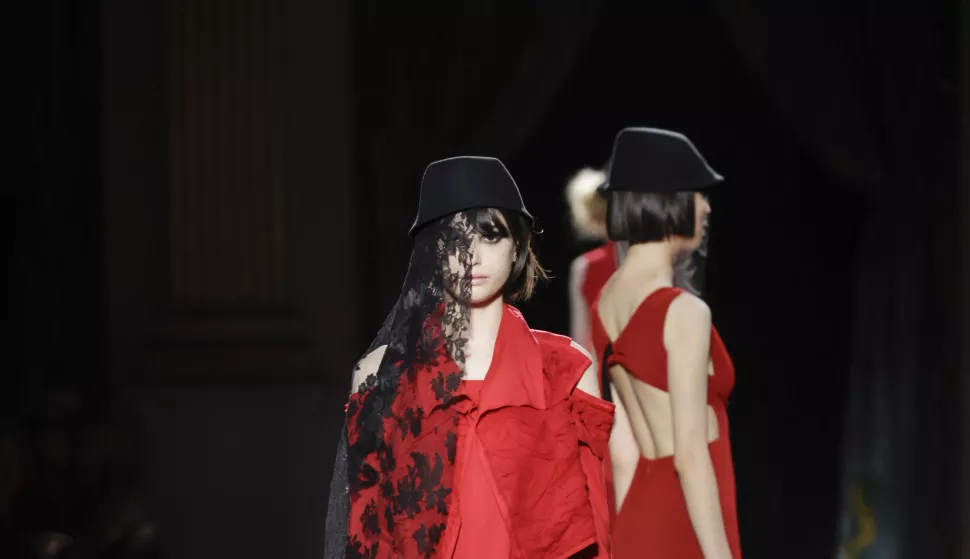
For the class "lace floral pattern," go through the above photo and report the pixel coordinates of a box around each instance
[326,213,476,559]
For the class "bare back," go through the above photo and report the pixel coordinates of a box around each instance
[596,268,720,471]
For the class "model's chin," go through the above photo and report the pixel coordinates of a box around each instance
[469,284,503,307]
[687,231,706,252]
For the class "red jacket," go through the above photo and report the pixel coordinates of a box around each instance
[346,305,615,558]
[439,306,615,558]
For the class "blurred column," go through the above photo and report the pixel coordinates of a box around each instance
[157,0,304,378]
[101,0,354,557]
[103,0,356,383]
[154,0,355,380]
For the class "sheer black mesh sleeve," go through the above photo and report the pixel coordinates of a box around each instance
[324,427,350,558]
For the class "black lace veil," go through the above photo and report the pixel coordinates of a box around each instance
[325,212,477,559]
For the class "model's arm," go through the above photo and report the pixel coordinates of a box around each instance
[350,345,388,395]
[666,294,733,559]
[571,340,601,398]
[568,255,592,354]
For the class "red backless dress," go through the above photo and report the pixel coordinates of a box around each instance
[579,242,620,355]
[591,286,741,558]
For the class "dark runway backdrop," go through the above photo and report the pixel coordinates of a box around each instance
[8,1,963,558]
[350,2,960,557]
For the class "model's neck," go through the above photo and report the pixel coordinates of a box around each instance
[622,241,678,285]
[614,240,630,265]
[467,295,505,345]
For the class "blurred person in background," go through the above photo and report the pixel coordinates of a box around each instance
[564,164,628,523]
[566,165,628,360]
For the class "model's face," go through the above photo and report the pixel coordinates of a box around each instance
[443,211,515,306]
[686,192,711,252]
[468,225,515,306]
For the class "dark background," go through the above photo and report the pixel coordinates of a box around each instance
[6,1,967,558]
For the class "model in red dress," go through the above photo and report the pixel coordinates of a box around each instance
[565,166,616,359]
[592,287,741,558]
[590,127,741,558]
[565,167,626,522]
[572,243,619,353]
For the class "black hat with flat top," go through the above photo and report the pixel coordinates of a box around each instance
[409,156,533,237]
[604,127,723,193]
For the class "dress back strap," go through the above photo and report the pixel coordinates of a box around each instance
[600,342,614,403]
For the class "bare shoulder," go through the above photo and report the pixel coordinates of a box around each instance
[599,275,664,338]
[568,338,594,361]
[569,339,601,399]
[664,292,712,349]
[569,253,589,280]
[534,330,591,362]
[351,344,388,393]
[532,331,600,398]
[667,291,711,327]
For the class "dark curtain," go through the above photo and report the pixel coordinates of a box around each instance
[9,0,104,415]
[351,1,601,342]
[711,2,959,557]
[5,3,163,558]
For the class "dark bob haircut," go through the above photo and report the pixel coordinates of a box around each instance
[606,191,696,244]
[467,207,547,302]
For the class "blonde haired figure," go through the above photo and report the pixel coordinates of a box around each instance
[566,166,628,377]
[565,165,628,522]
